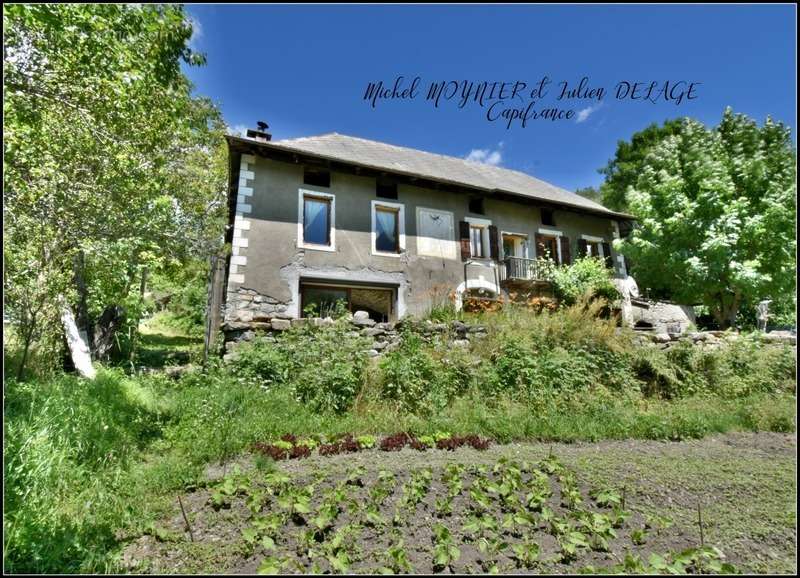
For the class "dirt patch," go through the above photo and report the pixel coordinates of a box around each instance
[121,432,796,574]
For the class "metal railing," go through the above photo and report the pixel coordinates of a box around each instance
[499,257,547,282]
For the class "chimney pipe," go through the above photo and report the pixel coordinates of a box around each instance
[246,121,271,142]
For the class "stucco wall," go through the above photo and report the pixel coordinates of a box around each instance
[225,154,626,322]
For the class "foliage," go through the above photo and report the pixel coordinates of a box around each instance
[598,118,685,213]
[378,329,474,413]
[3,3,227,373]
[614,109,796,328]
[548,256,619,307]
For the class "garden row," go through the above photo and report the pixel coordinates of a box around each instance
[125,454,737,574]
[252,431,491,461]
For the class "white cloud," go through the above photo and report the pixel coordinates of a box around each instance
[465,143,504,166]
[186,14,203,49]
[226,124,249,137]
[576,103,602,124]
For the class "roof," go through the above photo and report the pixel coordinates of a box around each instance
[227,132,634,220]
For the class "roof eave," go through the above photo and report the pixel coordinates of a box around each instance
[225,135,636,222]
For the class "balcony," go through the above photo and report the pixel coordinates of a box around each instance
[499,257,549,283]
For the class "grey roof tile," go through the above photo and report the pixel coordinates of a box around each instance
[237,132,630,218]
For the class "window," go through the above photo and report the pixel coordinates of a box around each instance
[470,225,485,258]
[300,282,396,322]
[375,207,399,253]
[541,208,555,226]
[371,200,405,256]
[303,195,331,246]
[376,179,398,199]
[537,234,559,262]
[468,197,485,215]
[586,240,602,257]
[303,167,330,187]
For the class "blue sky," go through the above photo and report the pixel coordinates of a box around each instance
[184,4,796,192]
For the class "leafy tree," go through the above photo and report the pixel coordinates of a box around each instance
[615,108,796,328]
[598,119,684,212]
[575,186,602,204]
[4,4,227,375]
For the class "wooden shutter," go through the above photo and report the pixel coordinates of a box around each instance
[459,221,471,261]
[577,238,588,258]
[602,242,613,268]
[488,225,500,260]
[559,236,571,265]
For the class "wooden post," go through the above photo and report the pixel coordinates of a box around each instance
[203,254,226,365]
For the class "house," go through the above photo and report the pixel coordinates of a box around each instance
[220,126,634,328]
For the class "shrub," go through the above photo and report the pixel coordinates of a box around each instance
[548,256,619,307]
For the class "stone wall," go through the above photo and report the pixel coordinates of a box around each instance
[223,310,488,362]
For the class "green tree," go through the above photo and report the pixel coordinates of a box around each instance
[4,4,227,375]
[598,119,684,212]
[575,186,602,204]
[615,108,796,328]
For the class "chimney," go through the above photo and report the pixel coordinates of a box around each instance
[246,120,271,142]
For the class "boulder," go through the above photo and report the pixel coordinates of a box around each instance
[353,310,370,320]
[362,327,386,337]
[652,333,672,343]
[352,317,376,327]
[271,318,291,331]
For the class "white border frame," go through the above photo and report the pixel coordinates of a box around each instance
[580,234,606,258]
[500,230,529,259]
[297,188,336,252]
[465,216,493,261]
[415,207,456,259]
[371,200,406,257]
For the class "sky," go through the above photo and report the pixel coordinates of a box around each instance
[183,4,796,193]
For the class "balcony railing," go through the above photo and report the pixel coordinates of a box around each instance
[499,257,549,283]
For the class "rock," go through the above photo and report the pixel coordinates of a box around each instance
[353,310,370,320]
[291,318,308,328]
[365,349,380,357]
[377,322,395,331]
[362,327,386,337]
[352,317,376,327]
[372,341,389,351]
[271,318,291,331]
[236,310,254,323]
[652,333,671,343]
[221,321,250,331]
[762,331,797,345]
[250,322,271,331]
[452,339,470,348]
[164,364,195,379]
[222,352,240,363]
[467,325,487,333]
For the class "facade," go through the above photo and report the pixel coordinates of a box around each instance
[221,130,634,327]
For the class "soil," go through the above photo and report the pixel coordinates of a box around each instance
[120,432,796,574]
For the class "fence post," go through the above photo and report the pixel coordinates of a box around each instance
[203,254,226,365]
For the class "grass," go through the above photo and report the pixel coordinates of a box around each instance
[2,303,796,573]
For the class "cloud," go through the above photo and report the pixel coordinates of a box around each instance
[226,124,249,137]
[186,14,203,48]
[576,103,602,124]
[465,143,504,166]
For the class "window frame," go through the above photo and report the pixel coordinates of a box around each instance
[298,188,336,252]
[371,199,406,257]
[465,216,492,260]
[580,234,605,259]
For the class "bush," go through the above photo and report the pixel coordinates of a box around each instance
[378,330,474,413]
[548,256,619,307]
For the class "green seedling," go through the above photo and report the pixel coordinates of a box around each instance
[380,540,413,574]
[591,487,622,508]
[631,527,648,545]
[511,541,540,569]
[432,523,461,572]
[558,531,588,563]
[356,435,376,449]
[273,440,293,451]
[257,555,284,575]
[297,438,318,450]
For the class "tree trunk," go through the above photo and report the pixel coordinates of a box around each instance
[73,251,93,356]
[711,290,741,330]
[61,299,96,379]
